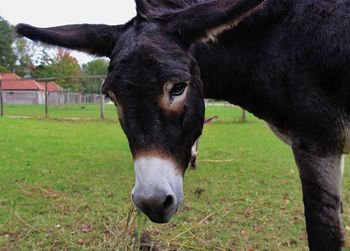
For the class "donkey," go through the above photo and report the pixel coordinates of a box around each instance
[16,0,350,249]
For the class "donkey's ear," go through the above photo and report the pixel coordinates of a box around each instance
[168,0,265,45]
[15,23,123,57]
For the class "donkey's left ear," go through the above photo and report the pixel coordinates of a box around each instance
[168,0,265,45]
[16,23,124,57]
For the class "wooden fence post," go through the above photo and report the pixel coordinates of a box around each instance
[45,82,48,118]
[0,80,3,117]
[241,109,246,122]
[100,78,105,120]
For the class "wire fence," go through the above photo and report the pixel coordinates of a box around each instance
[0,75,115,120]
[1,90,105,105]
[0,75,247,121]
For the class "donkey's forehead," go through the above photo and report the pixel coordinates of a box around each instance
[110,53,191,88]
[111,36,191,82]
[106,23,192,91]
[116,22,187,58]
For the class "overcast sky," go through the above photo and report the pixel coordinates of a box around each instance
[1,0,137,64]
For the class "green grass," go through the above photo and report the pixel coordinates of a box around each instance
[2,103,246,122]
[1,105,350,250]
[3,104,118,121]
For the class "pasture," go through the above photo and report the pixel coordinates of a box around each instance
[1,104,118,121]
[1,105,350,250]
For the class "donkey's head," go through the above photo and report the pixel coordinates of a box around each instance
[16,0,264,223]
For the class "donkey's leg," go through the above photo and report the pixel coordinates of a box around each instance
[292,146,344,251]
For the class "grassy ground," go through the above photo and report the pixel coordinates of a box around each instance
[1,105,350,250]
[2,104,118,121]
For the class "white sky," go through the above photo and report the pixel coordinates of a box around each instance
[1,0,136,64]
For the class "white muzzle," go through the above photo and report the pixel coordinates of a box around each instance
[131,156,183,223]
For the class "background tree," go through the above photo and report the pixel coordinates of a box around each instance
[34,45,54,66]
[0,65,10,73]
[33,49,82,90]
[0,16,16,71]
[13,37,35,76]
[82,59,109,93]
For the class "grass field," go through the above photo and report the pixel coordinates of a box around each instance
[2,104,119,121]
[1,105,350,250]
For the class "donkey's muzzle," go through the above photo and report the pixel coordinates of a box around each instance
[132,189,178,223]
[131,156,183,223]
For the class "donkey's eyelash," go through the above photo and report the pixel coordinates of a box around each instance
[169,82,187,97]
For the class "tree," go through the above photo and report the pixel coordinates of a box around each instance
[0,65,10,73]
[82,59,108,76]
[34,45,54,66]
[82,59,109,93]
[13,37,35,76]
[33,49,82,91]
[0,17,16,71]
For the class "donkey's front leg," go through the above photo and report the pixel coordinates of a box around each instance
[292,145,344,251]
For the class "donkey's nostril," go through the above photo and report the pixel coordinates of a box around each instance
[163,195,174,210]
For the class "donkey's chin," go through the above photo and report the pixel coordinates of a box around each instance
[134,197,180,224]
[132,156,184,224]
[146,205,179,224]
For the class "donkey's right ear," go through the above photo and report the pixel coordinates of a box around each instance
[167,0,265,46]
[15,23,124,58]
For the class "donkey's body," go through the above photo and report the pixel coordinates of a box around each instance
[193,1,350,249]
[16,0,350,249]
[196,0,350,134]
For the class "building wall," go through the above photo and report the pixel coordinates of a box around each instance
[48,92,65,105]
[2,91,44,104]
[2,91,103,105]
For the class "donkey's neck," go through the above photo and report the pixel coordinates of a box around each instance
[191,0,290,120]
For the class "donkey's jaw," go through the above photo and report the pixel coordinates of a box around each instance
[132,156,183,223]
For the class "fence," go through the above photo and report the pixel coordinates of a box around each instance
[1,90,106,105]
[2,90,44,104]
[0,75,247,121]
[0,75,111,120]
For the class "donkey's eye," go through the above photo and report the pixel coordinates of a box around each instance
[170,83,187,97]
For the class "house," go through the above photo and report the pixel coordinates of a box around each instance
[0,73,63,104]
[38,82,65,104]
[0,73,103,105]
[38,82,63,92]
[0,73,45,104]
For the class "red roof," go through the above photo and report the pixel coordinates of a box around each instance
[0,73,21,80]
[38,82,63,92]
[0,73,57,91]
[1,80,45,91]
